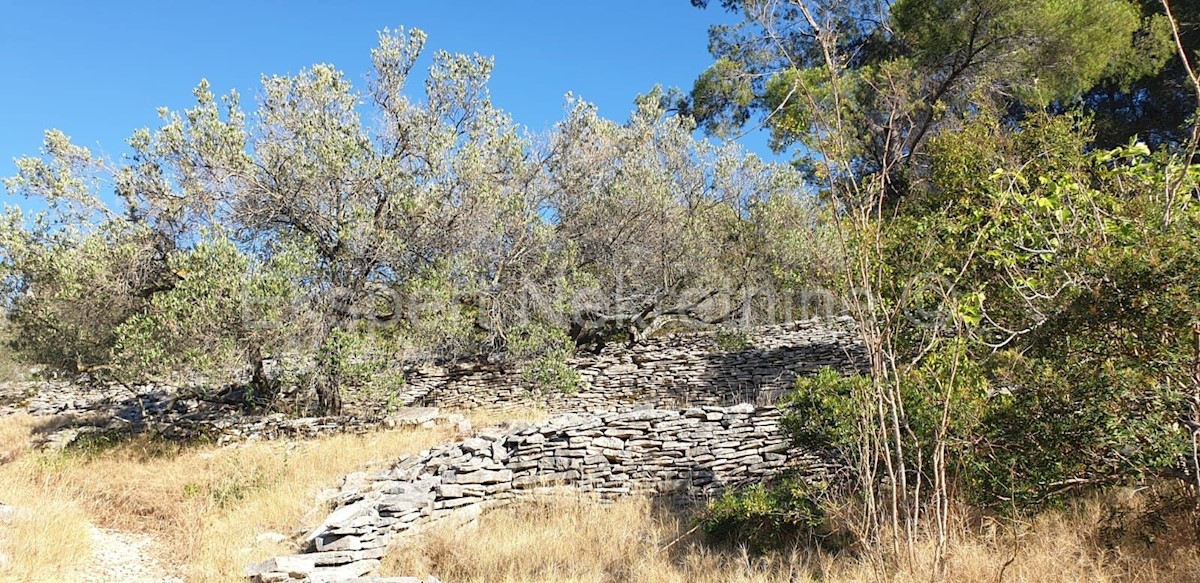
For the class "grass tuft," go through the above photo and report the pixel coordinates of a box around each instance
[382,491,1200,583]
[4,409,1200,583]
[0,413,452,582]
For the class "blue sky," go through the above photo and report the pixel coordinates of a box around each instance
[1,1,772,193]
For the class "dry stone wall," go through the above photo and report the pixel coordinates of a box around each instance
[400,316,865,413]
[247,404,832,583]
[246,317,864,582]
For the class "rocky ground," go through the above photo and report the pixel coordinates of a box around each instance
[0,500,181,583]
[0,378,462,451]
[0,379,466,582]
[73,526,183,583]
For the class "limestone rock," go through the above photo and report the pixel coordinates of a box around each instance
[307,558,381,583]
[244,554,316,578]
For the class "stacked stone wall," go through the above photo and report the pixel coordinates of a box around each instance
[401,316,865,413]
[246,317,865,582]
[247,404,832,582]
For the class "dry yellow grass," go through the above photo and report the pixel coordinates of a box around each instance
[383,493,811,583]
[0,414,452,582]
[0,414,37,465]
[0,418,93,583]
[460,404,551,428]
[382,491,1200,583]
[4,408,1200,583]
[0,495,94,583]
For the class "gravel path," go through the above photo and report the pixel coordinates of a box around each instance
[70,526,182,583]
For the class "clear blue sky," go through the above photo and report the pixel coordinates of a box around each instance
[1,1,771,192]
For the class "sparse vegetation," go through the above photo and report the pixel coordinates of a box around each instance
[714,329,752,352]
[379,490,1200,583]
[0,414,452,582]
[0,321,29,384]
[1,0,1199,580]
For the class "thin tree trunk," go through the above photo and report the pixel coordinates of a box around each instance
[247,343,279,407]
[315,371,344,415]
[314,322,347,416]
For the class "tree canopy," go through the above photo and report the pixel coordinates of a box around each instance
[686,0,1182,199]
[0,28,820,413]
[5,8,1200,566]
[688,0,1200,560]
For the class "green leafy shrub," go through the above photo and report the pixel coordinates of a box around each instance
[967,351,1190,509]
[508,321,581,393]
[772,114,1197,521]
[782,367,870,459]
[783,343,989,494]
[714,328,752,352]
[703,478,848,552]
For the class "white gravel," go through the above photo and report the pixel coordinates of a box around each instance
[70,526,182,583]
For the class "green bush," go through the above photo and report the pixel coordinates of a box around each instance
[508,321,581,393]
[703,478,849,552]
[966,352,1190,509]
[783,343,989,494]
[714,328,753,352]
[785,346,1189,512]
[781,367,869,459]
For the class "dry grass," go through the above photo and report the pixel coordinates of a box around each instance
[0,418,93,582]
[0,492,94,583]
[0,414,453,582]
[383,494,812,583]
[819,489,1200,583]
[4,408,1200,583]
[460,404,551,429]
[382,491,1200,583]
[0,414,37,465]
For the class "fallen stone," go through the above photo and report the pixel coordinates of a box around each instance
[244,554,316,578]
[305,500,376,542]
[307,558,381,583]
[380,408,439,430]
[255,531,289,545]
[309,547,387,565]
[340,577,442,583]
[453,469,512,484]
[253,572,290,583]
[460,437,492,454]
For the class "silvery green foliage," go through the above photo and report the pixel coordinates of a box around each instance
[547,88,809,342]
[0,29,568,406]
[1,28,820,408]
[1,131,169,374]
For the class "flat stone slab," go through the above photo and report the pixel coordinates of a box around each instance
[383,408,441,427]
[244,554,316,578]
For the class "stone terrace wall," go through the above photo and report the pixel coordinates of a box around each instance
[246,404,829,583]
[245,317,863,581]
[400,316,865,414]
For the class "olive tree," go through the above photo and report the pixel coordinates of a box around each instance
[117,28,562,412]
[2,27,821,412]
[0,130,309,398]
[2,29,558,412]
[546,90,814,347]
